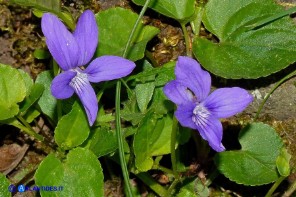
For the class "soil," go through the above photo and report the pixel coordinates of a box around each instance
[0,0,296,196]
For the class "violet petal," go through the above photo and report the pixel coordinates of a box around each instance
[175,102,197,130]
[51,71,76,99]
[73,10,98,66]
[41,13,79,71]
[204,87,253,119]
[175,56,211,102]
[84,56,136,83]
[70,72,98,126]
[163,80,194,105]
[194,115,225,152]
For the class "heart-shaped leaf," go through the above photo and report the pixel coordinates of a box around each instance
[35,148,103,197]
[0,64,26,120]
[55,102,90,150]
[132,0,195,21]
[95,7,159,61]
[193,0,296,78]
[215,123,283,185]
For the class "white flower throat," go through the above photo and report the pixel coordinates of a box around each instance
[69,70,88,92]
[192,104,210,125]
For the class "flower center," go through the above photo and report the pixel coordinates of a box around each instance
[69,70,88,93]
[192,103,210,125]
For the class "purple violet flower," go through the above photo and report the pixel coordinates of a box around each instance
[41,10,136,126]
[163,56,253,152]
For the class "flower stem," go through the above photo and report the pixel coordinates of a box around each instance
[115,81,133,196]
[16,114,44,142]
[171,116,180,179]
[205,168,219,186]
[115,0,152,196]
[265,176,286,197]
[166,116,182,196]
[180,22,192,57]
[13,114,58,153]
[120,78,132,95]
[122,0,151,57]
[136,172,168,197]
[255,69,296,120]
[152,164,174,175]
[15,115,58,152]
[167,176,185,196]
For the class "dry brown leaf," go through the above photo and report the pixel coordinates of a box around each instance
[0,144,29,175]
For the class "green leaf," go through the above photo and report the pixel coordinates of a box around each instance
[55,102,90,150]
[149,115,172,155]
[0,64,26,120]
[150,87,173,115]
[246,6,296,30]
[0,173,10,197]
[121,112,144,126]
[276,148,291,177]
[20,83,44,113]
[215,123,284,185]
[132,0,195,21]
[35,71,57,121]
[134,113,186,172]
[18,69,33,96]
[35,148,104,197]
[126,63,174,82]
[88,127,118,157]
[136,81,154,112]
[23,107,40,123]
[176,178,209,197]
[32,9,44,17]
[35,154,63,187]
[154,61,175,86]
[123,126,138,137]
[135,61,155,112]
[61,97,75,115]
[148,62,175,115]
[95,113,114,124]
[193,0,296,79]
[18,70,44,116]
[133,111,161,171]
[121,91,144,126]
[10,0,60,12]
[95,7,159,61]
